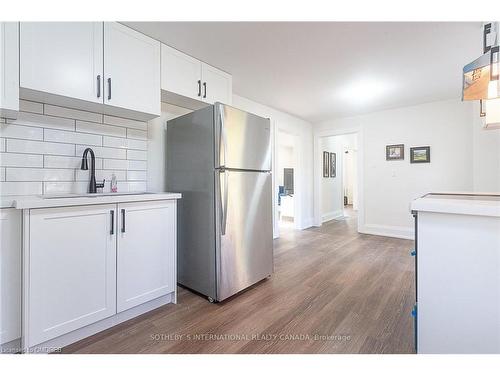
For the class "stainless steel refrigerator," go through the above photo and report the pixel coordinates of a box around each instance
[166,103,273,302]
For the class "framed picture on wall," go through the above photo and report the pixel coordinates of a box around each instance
[386,144,404,160]
[330,152,336,178]
[410,146,431,163]
[323,151,330,177]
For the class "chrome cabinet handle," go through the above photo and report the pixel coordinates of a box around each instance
[203,82,207,98]
[121,209,125,233]
[110,210,114,235]
[107,78,112,100]
[97,75,101,98]
[197,80,201,97]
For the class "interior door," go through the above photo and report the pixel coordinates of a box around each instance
[20,22,103,103]
[116,200,176,313]
[216,170,273,301]
[104,22,160,116]
[215,104,272,171]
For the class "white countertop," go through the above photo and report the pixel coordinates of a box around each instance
[411,192,500,217]
[0,192,181,209]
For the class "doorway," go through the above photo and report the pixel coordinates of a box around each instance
[276,130,297,229]
[314,130,362,228]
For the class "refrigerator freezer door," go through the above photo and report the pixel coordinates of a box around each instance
[215,170,273,301]
[215,103,271,171]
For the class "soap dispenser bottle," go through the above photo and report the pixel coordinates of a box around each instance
[111,173,118,193]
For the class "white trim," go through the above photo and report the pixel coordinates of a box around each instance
[322,209,344,223]
[359,223,414,240]
[298,216,314,230]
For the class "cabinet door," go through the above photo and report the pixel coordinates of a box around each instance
[0,22,19,119]
[161,44,202,100]
[201,63,232,105]
[0,209,21,346]
[117,200,176,313]
[28,204,116,347]
[104,23,160,116]
[20,22,103,104]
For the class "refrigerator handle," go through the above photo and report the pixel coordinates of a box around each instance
[220,169,228,235]
[219,105,227,167]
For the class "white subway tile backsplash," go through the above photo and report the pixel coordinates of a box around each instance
[128,139,147,150]
[127,160,147,170]
[76,121,126,138]
[127,149,147,160]
[7,139,75,156]
[0,153,44,167]
[0,181,43,195]
[127,128,147,140]
[6,168,74,182]
[19,100,44,114]
[75,145,126,160]
[44,155,103,169]
[7,112,75,131]
[75,169,126,182]
[44,128,102,146]
[43,181,88,195]
[127,170,147,181]
[0,101,149,196]
[103,159,128,170]
[0,123,43,140]
[128,181,147,192]
[102,136,128,149]
[103,115,147,130]
[44,105,103,123]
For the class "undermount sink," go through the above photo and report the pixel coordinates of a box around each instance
[40,192,156,199]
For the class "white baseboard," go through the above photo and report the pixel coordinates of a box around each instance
[322,210,343,223]
[298,217,314,230]
[359,223,414,240]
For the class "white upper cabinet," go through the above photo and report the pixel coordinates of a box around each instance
[104,23,160,117]
[201,62,232,105]
[0,22,19,119]
[160,43,232,107]
[20,22,103,104]
[161,44,202,100]
[116,200,176,313]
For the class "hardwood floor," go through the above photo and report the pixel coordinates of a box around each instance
[62,208,416,354]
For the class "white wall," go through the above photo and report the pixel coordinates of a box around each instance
[232,94,314,232]
[471,101,500,192]
[315,99,476,239]
[320,136,343,222]
[147,102,191,192]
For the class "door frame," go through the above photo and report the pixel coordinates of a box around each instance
[313,126,364,230]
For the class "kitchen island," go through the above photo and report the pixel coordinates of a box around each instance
[411,193,500,354]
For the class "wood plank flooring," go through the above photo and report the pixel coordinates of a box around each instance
[62,209,415,354]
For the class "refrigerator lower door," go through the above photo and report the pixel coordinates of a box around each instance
[215,169,273,301]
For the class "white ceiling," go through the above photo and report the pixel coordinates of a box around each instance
[124,22,482,123]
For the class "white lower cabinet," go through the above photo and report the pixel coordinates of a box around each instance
[28,204,117,347]
[117,201,176,312]
[25,199,177,349]
[0,208,21,349]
